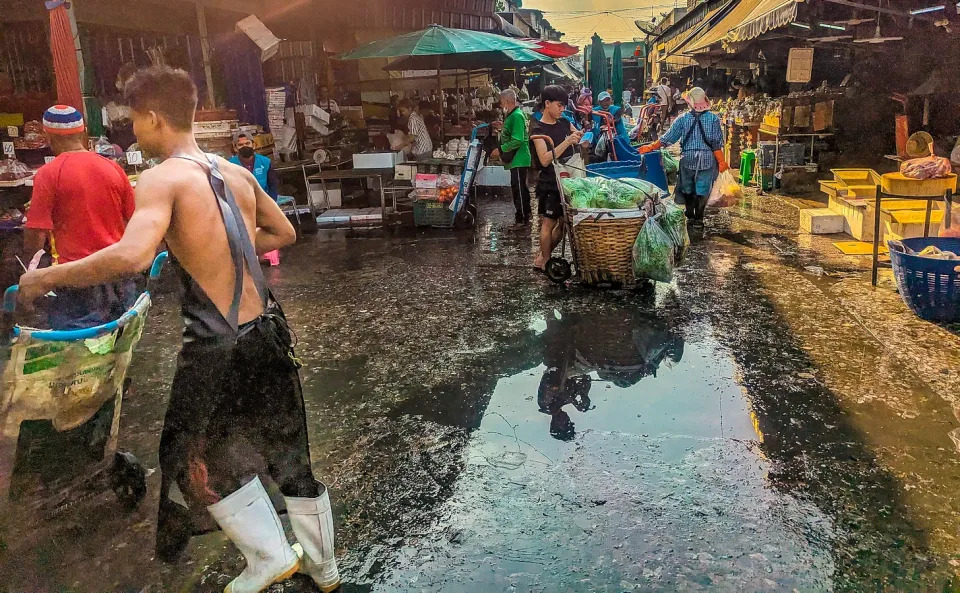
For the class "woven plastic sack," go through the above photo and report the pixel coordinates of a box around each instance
[633,214,676,283]
[708,170,742,208]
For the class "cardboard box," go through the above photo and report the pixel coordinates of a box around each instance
[395,163,417,181]
[297,104,331,125]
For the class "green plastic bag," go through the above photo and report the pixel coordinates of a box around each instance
[661,150,679,174]
[660,199,689,263]
[633,214,676,283]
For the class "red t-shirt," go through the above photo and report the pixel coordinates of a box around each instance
[25,151,135,263]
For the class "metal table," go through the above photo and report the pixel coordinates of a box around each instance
[307,168,397,228]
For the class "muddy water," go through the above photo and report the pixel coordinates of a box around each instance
[1,199,959,592]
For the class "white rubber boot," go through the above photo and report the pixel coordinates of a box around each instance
[207,476,301,593]
[286,488,341,592]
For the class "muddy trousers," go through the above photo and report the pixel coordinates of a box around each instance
[511,166,532,223]
[155,321,319,562]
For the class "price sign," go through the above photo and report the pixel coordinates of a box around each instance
[7,126,18,138]
[44,156,56,164]
[2,142,14,157]
[126,150,143,165]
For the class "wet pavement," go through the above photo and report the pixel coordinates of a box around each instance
[2,191,960,592]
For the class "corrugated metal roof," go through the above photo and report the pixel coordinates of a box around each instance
[685,0,763,54]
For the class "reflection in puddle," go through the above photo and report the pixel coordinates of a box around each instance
[478,308,756,463]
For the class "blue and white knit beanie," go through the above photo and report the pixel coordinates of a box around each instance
[42,105,85,135]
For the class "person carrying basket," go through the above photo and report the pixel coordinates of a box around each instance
[531,85,584,272]
[639,87,728,227]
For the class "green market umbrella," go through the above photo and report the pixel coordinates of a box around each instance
[588,34,608,99]
[339,25,536,61]
[383,47,551,71]
[611,42,624,106]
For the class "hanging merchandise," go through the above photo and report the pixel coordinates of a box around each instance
[632,213,676,283]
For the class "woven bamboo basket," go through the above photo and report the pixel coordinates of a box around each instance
[563,205,646,287]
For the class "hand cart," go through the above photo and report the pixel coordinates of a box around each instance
[531,135,662,289]
[0,251,168,515]
[413,123,488,229]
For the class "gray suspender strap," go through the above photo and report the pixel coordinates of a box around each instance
[170,153,268,332]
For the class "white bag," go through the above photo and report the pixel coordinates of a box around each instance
[708,170,742,208]
[556,153,586,179]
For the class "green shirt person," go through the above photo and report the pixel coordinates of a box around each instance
[493,89,533,225]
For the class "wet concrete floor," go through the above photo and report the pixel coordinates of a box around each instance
[2,191,960,592]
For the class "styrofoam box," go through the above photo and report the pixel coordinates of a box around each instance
[353,151,404,169]
[475,165,510,187]
[800,207,845,234]
[309,182,342,209]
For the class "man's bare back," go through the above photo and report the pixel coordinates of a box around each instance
[145,153,266,326]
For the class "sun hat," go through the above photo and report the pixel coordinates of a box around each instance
[597,91,612,102]
[682,87,712,112]
[906,131,934,158]
[42,105,85,135]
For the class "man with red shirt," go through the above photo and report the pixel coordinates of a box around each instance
[23,105,137,329]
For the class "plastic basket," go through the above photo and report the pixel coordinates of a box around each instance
[413,199,455,228]
[889,237,960,322]
[587,152,668,192]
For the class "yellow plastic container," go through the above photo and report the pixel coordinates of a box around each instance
[880,172,957,197]
[832,168,883,198]
[0,113,24,127]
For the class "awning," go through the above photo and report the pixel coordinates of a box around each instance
[728,0,799,44]
[686,0,764,54]
[660,3,728,59]
[524,39,580,59]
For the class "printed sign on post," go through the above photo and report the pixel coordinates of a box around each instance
[7,126,18,138]
[2,142,14,157]
[126,151,143,165]
[786,47,814,84]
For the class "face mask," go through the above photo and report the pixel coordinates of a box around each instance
[238,146,255,159]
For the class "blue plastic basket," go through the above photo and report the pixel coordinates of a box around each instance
[587,151,668,192]
[889,237,960,322]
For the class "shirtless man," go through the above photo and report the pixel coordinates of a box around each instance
[17,66,340,593]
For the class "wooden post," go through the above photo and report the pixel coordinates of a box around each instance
[871,187,882,286]
[196,3,216,109]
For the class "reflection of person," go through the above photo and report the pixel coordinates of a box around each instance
[229,132,279,200]
[640,87,727,226]
[539,314,592,442]
[23,105,137,330]
[531,85,584,271]
[397,98,433,160]
[17,67,339,593]
[492,89,532,225]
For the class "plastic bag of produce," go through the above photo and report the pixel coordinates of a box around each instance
[660,199,689,262]
[633,214,676,283]
[661,148,680,174]
[707,170,742,208]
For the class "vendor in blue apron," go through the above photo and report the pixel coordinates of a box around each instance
[639,87,728,226]
[229,132,279,200]
[594,91,629,141]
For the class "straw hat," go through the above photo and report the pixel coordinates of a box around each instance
[906,131,934,158]
[682,87,711,112]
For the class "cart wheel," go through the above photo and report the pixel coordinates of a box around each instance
[545,257,572,284]
[455,210,475,229]
[111,450,146,511]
